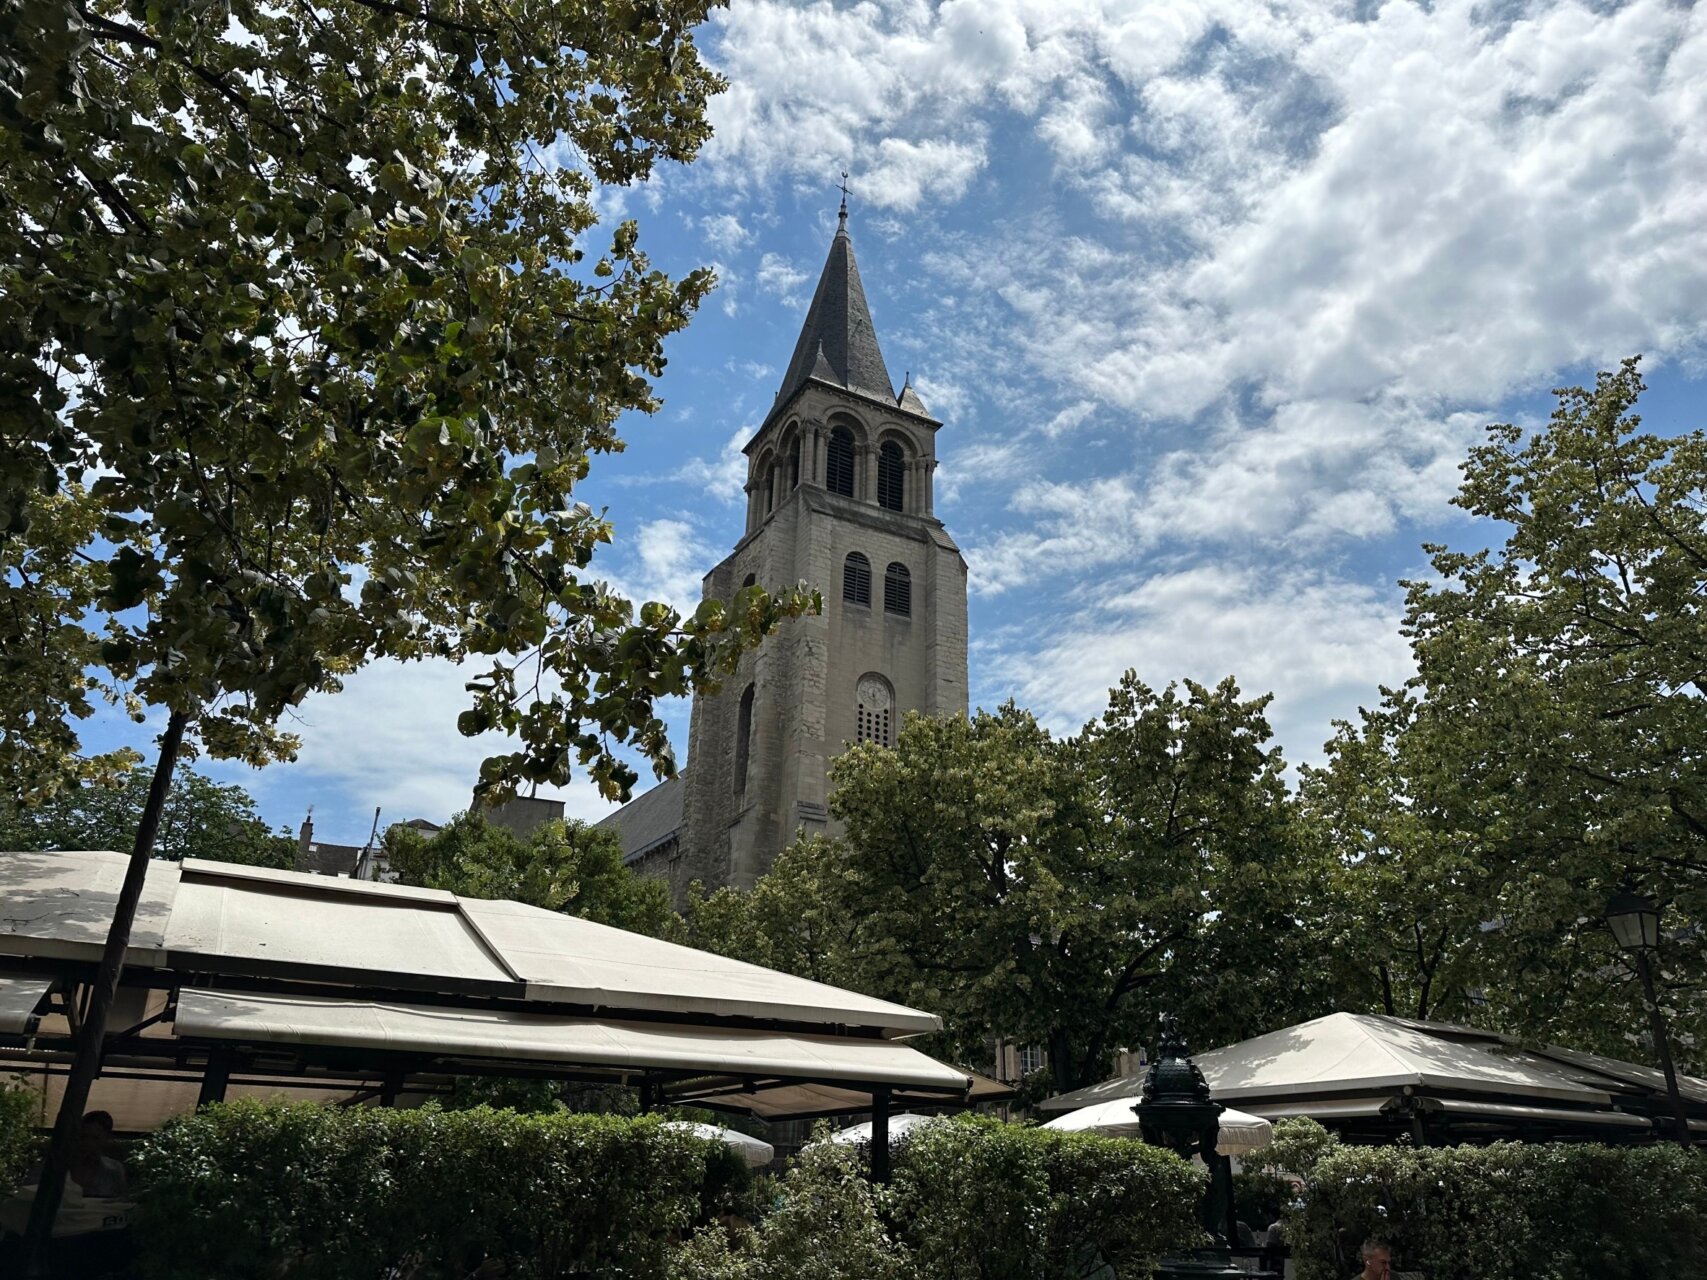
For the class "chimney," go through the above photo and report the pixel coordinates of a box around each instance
[296,806,314,870]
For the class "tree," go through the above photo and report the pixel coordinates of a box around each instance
[814,681,1326,1092]
[2,0,816,1254]
[383,809,673,937]
[1298,688,1530,1026]
[678,835,849,984]
[0,764,294,867]
[1306,358,1707,1065]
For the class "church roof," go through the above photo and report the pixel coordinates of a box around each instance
[596,773,684,864]
[774,208,896,408]
[896,378,933,420]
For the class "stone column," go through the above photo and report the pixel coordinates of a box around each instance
[807,421,825,487]
[858,444,875,503]
[918,458,937,516]
[744,479,759,532]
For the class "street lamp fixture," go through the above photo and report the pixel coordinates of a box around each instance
[1606,891,1662,952]
[1132,1015,1265,1280]
[1605,891,1693,1148]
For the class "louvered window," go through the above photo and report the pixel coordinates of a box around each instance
[877,442,905,511]
[884,562,911,616]
[827,427,856,496]
[842,552,871,606]
[788,438,800,489]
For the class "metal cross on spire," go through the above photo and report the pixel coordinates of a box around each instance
[837,170,850,225]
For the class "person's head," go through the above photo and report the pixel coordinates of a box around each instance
[78,1111,115,1153]
[1360,1240,1392,1277]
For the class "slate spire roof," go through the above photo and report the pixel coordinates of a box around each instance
[774,204,896,407]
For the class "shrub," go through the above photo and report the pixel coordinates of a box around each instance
[1236,1117,1337,1236]
[669,1117,1201,1280]
[1293,1141,1707,1280]
[0,1076,42,1195]
[887,1115,1204,1279]
[131,1101,715,1280]
[669,1139,914,1280]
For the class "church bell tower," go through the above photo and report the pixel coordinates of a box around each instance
[671,203,971,894]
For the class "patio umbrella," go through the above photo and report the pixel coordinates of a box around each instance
[826,1112,944,1145]
[1043,1099,1275,1156]
[662,1120,776,1167]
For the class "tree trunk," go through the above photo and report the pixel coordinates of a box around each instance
[23,709,189,1275]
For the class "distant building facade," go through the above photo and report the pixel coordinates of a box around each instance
[601,206,970,898]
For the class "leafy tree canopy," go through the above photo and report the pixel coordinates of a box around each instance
[383,808,673,937]
[1,2,820,1233]
[1,0,815,802]
[690,681,1334,1092]
[0,765,293,866]
[1301,358,1707,1065]
[677,835,848,985]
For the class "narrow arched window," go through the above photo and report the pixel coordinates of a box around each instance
[884,562,911,616]
[878,441,905,512]
[826,427,855,496]
[741,572,756,590]
[765,462,778,513]
[788,438,801,489]
[842,552,871,606]
[734,684,755,794]
[856,673,893,747]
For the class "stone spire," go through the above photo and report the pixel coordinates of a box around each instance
[774,205,896,407]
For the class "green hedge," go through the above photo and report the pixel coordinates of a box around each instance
[0,1076,42,1195]
[889,1116,1204,1278]
[669,1116,1203,1280]
[131,1101,717,1280]
[1293,1141,1707,1280]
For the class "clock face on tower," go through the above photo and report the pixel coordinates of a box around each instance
[857,674,891,710]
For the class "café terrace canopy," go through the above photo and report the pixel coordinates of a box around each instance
[1038,1012,1707,1142]
[0,850,998,1127]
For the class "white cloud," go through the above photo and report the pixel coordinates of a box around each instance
[704,258,741,317]
[756,251,811,304]
[1042,400,1096,438]
[860,135,987,211]
[909,373,969,422]
[668,424,755,505]
[611,518,719,614]
[981,564,1413,765]
[700,211,752,252]
[703,0,1707,557]
[263,659,624,843]
[938,432,1033,505]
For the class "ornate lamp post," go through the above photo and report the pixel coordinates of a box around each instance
[1133,1015,1267,1280]
[1605,891,1693,1148]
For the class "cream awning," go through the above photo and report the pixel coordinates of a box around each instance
[1421,1098,1653,1130]
[0,977,51,1034]
[0,851,940,1038]
[676,1071,1011,1120]
[174,989,972,1095]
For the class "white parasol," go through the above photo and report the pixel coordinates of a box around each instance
[662,1120,776,1167]
[1042,1098,1275,1156]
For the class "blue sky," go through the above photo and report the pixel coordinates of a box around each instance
[90,0,1707,843]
